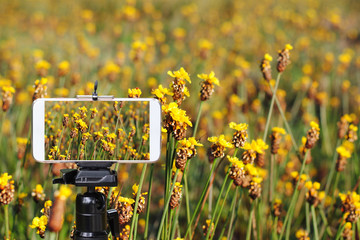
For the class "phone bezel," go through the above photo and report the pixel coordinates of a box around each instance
[32,98,161,163]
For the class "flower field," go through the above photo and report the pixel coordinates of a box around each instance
[0,0,360,239]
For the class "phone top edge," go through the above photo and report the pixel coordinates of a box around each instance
[36,97,158,101]
[34,160,159,163]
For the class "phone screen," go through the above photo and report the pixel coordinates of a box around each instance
[44,101,150,161]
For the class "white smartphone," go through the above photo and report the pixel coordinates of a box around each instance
[32,98,161,163]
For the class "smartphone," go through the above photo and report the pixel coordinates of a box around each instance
[32,98,161,163]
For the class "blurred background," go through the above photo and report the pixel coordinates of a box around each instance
[1,0,360,239]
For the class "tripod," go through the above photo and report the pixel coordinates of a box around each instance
[53,162,120,239]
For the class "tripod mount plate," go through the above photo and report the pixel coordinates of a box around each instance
[53,162,117,187]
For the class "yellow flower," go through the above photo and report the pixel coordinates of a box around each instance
[245,164,258,176]
[242,140,264,154]
[151,84,173,98]
[349,124,358,132]
[295,229,308,239]
[55,185,72,200]
[58,60,70,72]
[2,86,15,94]
[264,53,273,61]
[198,39,213,50]
[54,88,69,97]
[163,102,192,126]
[119,196,135,204]
[208,135,233,148]
[35,60,51,70]
[229,122,248,131]
[167,67,191,83]
[285,44,293,51]
[256,139,269,151]
[227,155,244,169]
[29,215,48,232]
[197,71,220,86]
[132,183,141,195]
[128,88,142,98]
[78,106,88,113]
[252,177,263,183]
[44,200,52,208]
[90,108,98,113]
[0,173,13,189]
[178,137,203,148]
[336,146,351,158]
[99,61,120,77]
[272,127,286,135]
[310,121,320,131]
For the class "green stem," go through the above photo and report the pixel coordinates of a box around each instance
[204,170,230,239]
[306,202,310,233]
[144,164,154,240]
[320,104,331,155]
[272,217,278,240]
[193,101,203,138]
[263,73,282,142]
[129,164,147,240]
[256,200,261,240]
[184,158,219,239]
[279,150,309,240]
[209,180,232,240]
[311,206,319,240]
[285,204,295,240]
[184,174,191,231]
[332,172,340,201]
[226,188,239,239]
[334,222,346,240]
[4,205,10,239]
[229,190,243,240]
[170,204,181,240]
[269,154,275,204]
[324,139,341,200]
[246,202,255,240]
[269,85,299,150]
[168,209,174,240]
[156,169,180,240]
[319,207,333,239]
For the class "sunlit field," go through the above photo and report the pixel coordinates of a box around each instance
[0,0,360,239]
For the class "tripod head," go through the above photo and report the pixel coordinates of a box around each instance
[53,162,120,239]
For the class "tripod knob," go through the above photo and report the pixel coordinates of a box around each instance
[74,192,108,240]
[107,209,120,238]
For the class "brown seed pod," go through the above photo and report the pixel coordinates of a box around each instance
[273,201,282,217]
[232,130,248,148]
[270,132,282,154]
[241,149,256,165]
[277,47,291,72]
[248,181,262,200]
[169,183,182,209]
[207,143,225,163]
[200,81,214,101]
[305,128,319,149]
[255,152,265,168]
[175,148,188,171]
[233,174,251,188]
[336,155,347,172]
[260,58,272,82]
[0,182,15,205]
[337,118,349,139]
[48,197,66,232]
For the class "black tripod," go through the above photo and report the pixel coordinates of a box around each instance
[53,162,120,239]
